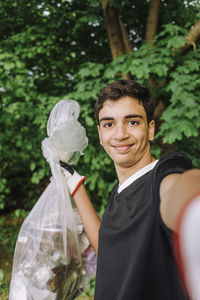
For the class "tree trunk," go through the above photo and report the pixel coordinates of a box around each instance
[145,0,161,42]
[145,0,162,121]
[101,0,132,58]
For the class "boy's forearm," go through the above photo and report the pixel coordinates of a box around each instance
[73,183,101,255]
[160,169,200,231]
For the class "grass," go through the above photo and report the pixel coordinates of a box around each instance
[0,211,94,300]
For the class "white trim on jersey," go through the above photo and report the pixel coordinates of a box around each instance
[118,160,159,194]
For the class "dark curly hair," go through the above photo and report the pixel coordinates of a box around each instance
[94,80,154,124]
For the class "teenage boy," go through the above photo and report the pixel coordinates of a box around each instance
[62,80,200,300]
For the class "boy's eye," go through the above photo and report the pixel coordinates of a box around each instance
[128,120,138,126]
[103,122,113,128]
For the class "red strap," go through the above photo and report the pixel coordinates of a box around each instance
[71,176,86,196]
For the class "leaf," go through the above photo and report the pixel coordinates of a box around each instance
[30,161,36,171]
[152,64,168,77]
[4,62,15,71]
[178,120,198,138]
[167,36,187,49]
[85,116,95,127]
[135,67,144,79]
[0,269,4,282]
[103,67,116,79]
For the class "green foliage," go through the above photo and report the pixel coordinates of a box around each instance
[0,1,200,216]
[0,269,4,282]
[70,23,200,172]
[157,50,200,156]
[0,268,9,296]
[0,211,29,299]
[0,0,109,212]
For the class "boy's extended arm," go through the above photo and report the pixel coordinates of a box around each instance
[60,161,101,255]
[73,183,101,255]
[159,169,200,231]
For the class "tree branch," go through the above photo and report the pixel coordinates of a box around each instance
[101,0,132,79]
[101,0,132,58]
[181,20,200,53]
[145,0,161,42]
[119,18,133,54]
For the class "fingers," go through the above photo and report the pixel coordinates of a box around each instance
[59,161,74,175]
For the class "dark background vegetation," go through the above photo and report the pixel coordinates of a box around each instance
[0,0,200,298]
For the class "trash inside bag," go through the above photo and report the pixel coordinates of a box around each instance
[9,99,97,300]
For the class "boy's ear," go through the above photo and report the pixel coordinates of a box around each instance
[149,120,155,141]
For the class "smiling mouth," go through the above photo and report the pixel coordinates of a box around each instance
[112,144,133,152]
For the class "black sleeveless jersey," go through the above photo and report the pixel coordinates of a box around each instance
[94,152,193,300]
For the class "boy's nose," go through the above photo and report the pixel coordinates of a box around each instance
[114,125,129,140]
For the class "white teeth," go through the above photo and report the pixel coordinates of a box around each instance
[114,145,131,151]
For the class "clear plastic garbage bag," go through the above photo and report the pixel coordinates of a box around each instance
[9,99,97,300]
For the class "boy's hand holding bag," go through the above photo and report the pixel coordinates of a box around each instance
[59,160,86,196]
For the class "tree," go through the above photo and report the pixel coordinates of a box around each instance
[0,0,200,213]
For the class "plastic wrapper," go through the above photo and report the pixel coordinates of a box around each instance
[9,99,97,300]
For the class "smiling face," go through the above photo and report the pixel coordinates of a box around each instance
[98,96,155,181]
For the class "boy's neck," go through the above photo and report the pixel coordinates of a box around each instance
[116,153,155,184]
